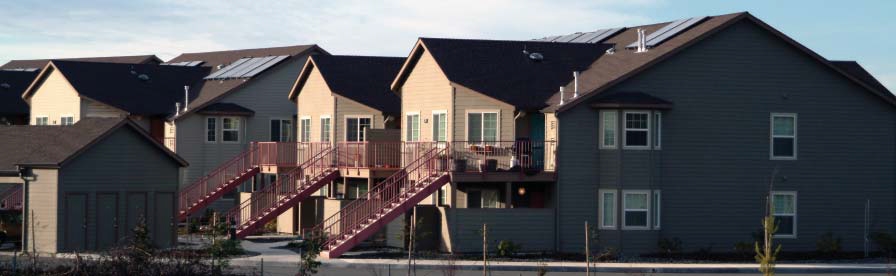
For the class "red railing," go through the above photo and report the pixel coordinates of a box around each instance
[178,143,260,219]
[310,142,449,252]
[449,140,556,173]
[257,142,333,167]
[0,186,22,211]
[226,144,337,236]
[335,142,402,169]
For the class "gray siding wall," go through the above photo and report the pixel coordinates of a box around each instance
[60,126,181,251]
[557,19,896,255]
[445,208,555,253]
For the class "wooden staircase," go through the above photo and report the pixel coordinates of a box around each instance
[225,146,339,238]
[177,144,261,221]
[309,143,450,258]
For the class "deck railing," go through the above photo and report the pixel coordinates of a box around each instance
[164,137,176,152]
[0,186,22,211]
[178,143,258,216]
[256,142,333,167]
[448,140,556,173]
[335,142,402,169]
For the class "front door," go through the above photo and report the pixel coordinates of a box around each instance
[64,193,87,251]
[153,193,175,248]
[96,193,118,250]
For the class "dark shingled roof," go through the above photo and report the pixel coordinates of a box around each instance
[197,102,255,116]
[0,70,38,116]
[0,118,186,172]
[40,60,210,116]
[300,55,404,115]
[167,45,326,118]
[1,55,162,70]
[831,61,893,96]
[410,38,610,110]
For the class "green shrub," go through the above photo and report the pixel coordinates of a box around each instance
[815,232,841,255]
[496,240,520,257]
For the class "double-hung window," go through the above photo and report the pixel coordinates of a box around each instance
[467,189,499,209]
[600,111,617,148]
[35,116,49,126]
[467,112,498,144]
[622,191,649,229]
[205,117,217,142]
[60,116,74,126]
[433,112,447,142]
[772,191,797,238]
[599,190,617,229]
[300,117,311,142]
[623,111,650,148]
[222,117,240,142]
[771,113,797,159]
[320,116,331,142]
[406,113,420,141]
[346,116,372,142]
[270,119,292,142]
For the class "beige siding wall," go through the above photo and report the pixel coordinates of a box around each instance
[29,69,81,125]
[83,99,126,118]
[399,49,452,142]
[335,95,385,141]
[296,67,335,142]
[27,169,59,253]
[451,84,515,142]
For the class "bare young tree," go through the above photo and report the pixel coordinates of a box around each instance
[755,168,782,276]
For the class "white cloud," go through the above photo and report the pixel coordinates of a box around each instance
[0,0,658,63]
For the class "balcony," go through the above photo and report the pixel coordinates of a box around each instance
[447,140,556,182]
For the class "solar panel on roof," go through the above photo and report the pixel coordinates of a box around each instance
[554,33,586,43]
[204,58,250,79]
[241,55,288,78]
[219,57,270,78]
[533,35,562,42]
[627,16,707,48]
[203,55,289,80]
[586,27,625,43]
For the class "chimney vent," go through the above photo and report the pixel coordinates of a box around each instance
[559,86,565,105]
[175,102,181,117]
[183,86,190,112]
[573,71,580,98]
[636,29,648,53]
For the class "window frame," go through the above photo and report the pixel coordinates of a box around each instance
[770,113,797,160]
[652,190,661,229]
[35,116,49,126]
[320,115,331,143]
[205,117,218,143]
[622,190,651,230]
[623,111,651,149]
[465,110,500,144]
[599,189,617,229]
[406,112,420,142]
[771,191,798,238]
[269,118,292,142]
[600,110,618,149]
[344,115,373,142]
[60,115,75,126]
[221,117,241,143]
[653,112,662,150]
[299,116,311,142]
[432,110,448,142]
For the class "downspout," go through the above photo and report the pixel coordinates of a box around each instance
[554,111,561,253]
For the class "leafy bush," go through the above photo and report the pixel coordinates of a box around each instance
[496,240,521,257]
[297,232,325,276]
[657,237,682,255]
[815,232,841,255]
[264,220,278,233]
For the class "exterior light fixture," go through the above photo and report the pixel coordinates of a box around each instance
[518,186,526,196]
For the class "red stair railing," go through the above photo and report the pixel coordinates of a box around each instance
[308,142,449,256]
[225,143,337,237]
[0,185,23,211]
[177,142,260,220]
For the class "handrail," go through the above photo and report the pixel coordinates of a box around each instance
[178,142,259,215]
[309,142,449,249]
[0,186,22,211]
[335,141,402,169]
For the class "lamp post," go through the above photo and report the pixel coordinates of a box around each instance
[17,166,34,253]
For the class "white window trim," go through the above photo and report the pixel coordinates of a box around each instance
[599,189,617,229]
[600,110,618,149]
[432,110,448,142]
[299,116,312,142]
[406,111,420,142]
[204,117,218,143]
[623,111,651,149]
[60,114,75,126]
[34,115,49,126]
[467,188,501,209]
[770,113,797,160]
[654,112,662,150]
[622,190,651,230]
[344,115,374,142]
[465,110,501,144]
[269,117,292,142]
[652,190,661,229]
[221,117,241,143]
[771,191,798,239]
[320,115,331,143]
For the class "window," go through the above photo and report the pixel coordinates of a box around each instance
[771,113,796,159]
[438,186,448,206]
[35,116,48,126]
[346,116,372,142]
[600,111,617,148]
[467,189,500,209]
[433,112,447,142]
[205,117,217,142]
[320,116,331,142]
[654,112,662,149]
[467,112,498,144]
[772,191,797,238]
[623,191,649,229]
[652,190,661,229]
[623,111,650,148]
[300,117,311,142]
[406,113,420,141]
[270,119,291,142]
[60,116,74,126]
[599,190,617,229]
[222,117,240,142]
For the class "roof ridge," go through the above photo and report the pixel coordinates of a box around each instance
[177,44,317,56]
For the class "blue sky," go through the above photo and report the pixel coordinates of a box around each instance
[1,0,893,91]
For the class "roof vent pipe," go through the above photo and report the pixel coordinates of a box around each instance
[175,102,181,117]
[559,86,565,105]
[573,71,580,98]
[183,86,190,112]
[636,29,648,53]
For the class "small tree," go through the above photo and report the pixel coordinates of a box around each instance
[297,231,325,276]
[755,169,782,276]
